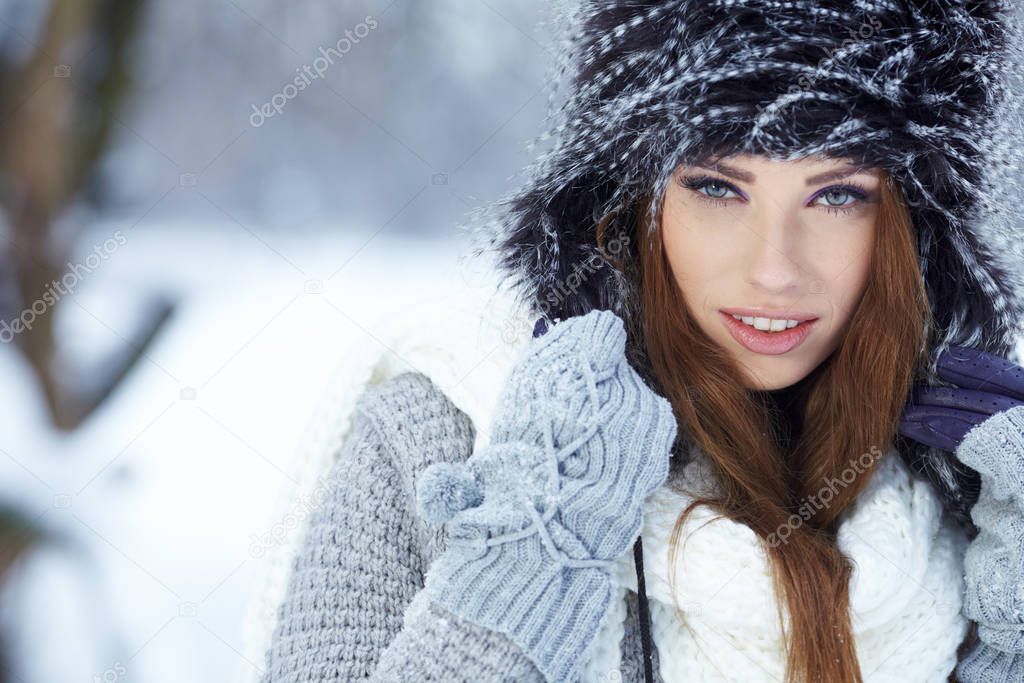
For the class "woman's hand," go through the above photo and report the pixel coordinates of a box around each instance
[413,308,678,683]
[898,344,1024,452]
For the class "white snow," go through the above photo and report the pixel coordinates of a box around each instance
[0,218,493,683]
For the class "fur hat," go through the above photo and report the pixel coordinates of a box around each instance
[467,1,1024,526]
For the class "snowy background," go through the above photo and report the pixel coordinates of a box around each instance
[0,1,553,681]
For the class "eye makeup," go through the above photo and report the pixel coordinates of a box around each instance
[677,172,877,217]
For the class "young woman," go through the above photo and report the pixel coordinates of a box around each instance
[241,1,1024,681]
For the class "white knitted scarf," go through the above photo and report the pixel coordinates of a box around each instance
[584,441,970,682]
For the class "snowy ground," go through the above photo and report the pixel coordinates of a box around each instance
[0,218,499,682]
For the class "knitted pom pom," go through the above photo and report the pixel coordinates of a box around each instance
[415,462,483,525]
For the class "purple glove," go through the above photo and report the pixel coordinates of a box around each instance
[899,344,1024,452]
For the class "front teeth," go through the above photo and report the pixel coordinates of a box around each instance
[731,314,801,332]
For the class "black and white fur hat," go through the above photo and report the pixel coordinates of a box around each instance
[467,0,1024,526]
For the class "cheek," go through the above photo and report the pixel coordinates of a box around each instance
[822,230,874,319]
[661,207,722,292]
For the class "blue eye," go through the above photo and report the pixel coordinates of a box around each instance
[680,175,741,206]
[696,179,734,199]
[811,185,870,215]
[818,189,854,206]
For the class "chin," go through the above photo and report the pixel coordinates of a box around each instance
[734,357,817,392]
[749,376,802,391]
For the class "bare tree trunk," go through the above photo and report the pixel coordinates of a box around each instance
[0,0,159,430]
[3,0,92,424]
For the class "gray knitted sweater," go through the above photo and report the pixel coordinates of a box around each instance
[260,369,1024,682]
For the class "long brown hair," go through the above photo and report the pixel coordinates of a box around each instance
[597,170,932,682]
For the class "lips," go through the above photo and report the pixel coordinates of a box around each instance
[719,311,816,355]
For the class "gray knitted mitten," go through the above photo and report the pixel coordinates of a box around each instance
[414,308,677,682]
[955,404,1024,681]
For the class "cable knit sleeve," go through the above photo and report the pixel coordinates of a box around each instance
[260,371,544,682]
[953,404,1024,682]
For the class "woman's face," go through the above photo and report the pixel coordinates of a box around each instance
[660,153,880,391]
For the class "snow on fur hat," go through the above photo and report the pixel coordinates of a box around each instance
[466,1,1024,525]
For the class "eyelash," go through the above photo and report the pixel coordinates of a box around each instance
[679,174,872,216]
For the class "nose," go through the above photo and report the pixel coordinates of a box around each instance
[743,211,804,294]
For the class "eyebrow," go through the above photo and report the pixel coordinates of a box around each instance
[694,161,875,185]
